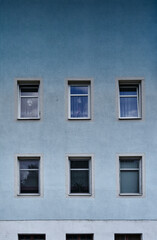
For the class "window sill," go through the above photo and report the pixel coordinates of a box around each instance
[68,193,92,197]
[68,117,91,120]
[119,193,142,196]
[17,117,40,120]
[119,117,142,120]
[17,193,40,197]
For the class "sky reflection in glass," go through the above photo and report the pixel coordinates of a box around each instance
[120,87,137,95]
[70,86,88,94]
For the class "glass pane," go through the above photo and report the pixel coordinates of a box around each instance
[120,160,139,169]
[66,235,77,240]
[120,97,138,117]
[115,235,125,240]
[71,96,88,118]
[19,236,30,240]
[120,171,139,193]
[128,235,141,240]
[21,97,38,118]
[71,160,89,169]
[19,235,45,240]
[86,235,93,240]
[81,235,93,240]
[120,87,137,96]
[66,235,93,240]
[70,86,88,94]
[20,85,39,96]
[34,236,45,240]
[20,170,39,194]
[71,170,89,193]
[115,235,141,240]
[20,160,39,169]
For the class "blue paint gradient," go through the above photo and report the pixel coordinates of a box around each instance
[0,0,157,220]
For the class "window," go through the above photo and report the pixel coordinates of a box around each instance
[17,80,40,119]
[115,234,142,240]
[119,156,143,195]
[66,234,93,240]
[17,156,42,195]
[18,234,45,240]
[118,79,143,119]
[68,80,91,119]
[68,156,93,196]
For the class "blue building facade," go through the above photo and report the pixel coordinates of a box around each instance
[0,0,157,239]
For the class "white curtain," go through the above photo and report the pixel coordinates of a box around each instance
[120,97,138,117]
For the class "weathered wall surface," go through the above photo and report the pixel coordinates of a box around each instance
[0,0,157,222]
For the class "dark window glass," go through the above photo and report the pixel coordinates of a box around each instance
[120,171,139,193]
[19,235,45,240]
[71,170,89,193]
[120,159,139,168]
[120,159,140,194]
[20,85,39,96]
[20,160,39,169]
[70,86,88,94]
[19,159,39,194]
[66,234,93,240]
[115,234,141,240]
[19,236,30,240]
[120,87,137,96]
[70,159,90,194]
[20,170,39,193]
[71,160,89,169]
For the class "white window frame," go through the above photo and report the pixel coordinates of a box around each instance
[16,79,41,120]
[66,154,94,197]
[117,78,144,120]
[67,80,92,120]
[117,154,144,197]
[15,154,43,197]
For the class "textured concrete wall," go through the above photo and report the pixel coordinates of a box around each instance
[0,0,157,220]
[0,220,156,240]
